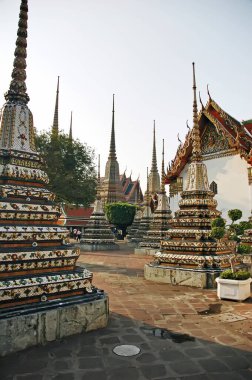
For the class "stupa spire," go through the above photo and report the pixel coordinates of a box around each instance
[148,121,160,193]
[191,62,201,161]
[151,121,158,171]
[52,76,59,135]
[185,62,209,192]
[69,111,73,140]
[161,139,165,193]
[96,154,101,200]
[109,94,116,159]
[5,0,29,104]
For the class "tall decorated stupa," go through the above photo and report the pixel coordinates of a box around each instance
[136,140,172,255]
[145,63,234,288]
[0,0,108,356]
[131,168,153,246]
[100,94,124,204]
[80,155,119,251]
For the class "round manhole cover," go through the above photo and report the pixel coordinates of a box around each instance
[113,344,140,357]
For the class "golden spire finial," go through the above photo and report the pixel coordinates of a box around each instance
[191,62,202,161]
[5,0,29,104]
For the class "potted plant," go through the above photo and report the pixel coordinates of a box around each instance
[216,268,251,301]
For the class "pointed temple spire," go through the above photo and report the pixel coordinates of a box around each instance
[69,111,73,140]
[5,0,29,104]
[148,121,160,194]
[161,139,165,193]
[52,76,59,135]
[96,154,101,200]
[109,94,116,159]
[151,121,158,171]
[191,62,202,162]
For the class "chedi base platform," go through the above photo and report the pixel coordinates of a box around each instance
[144,263,221,289]
[0,292,109,357]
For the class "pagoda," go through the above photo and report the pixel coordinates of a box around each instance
[80,156,119,251]
[0,0,108,356]
[131,168,153,246]
[100,94,124,204]
[148,121,160,211]
[136,140,172,255]
[126,208,142,244]
[145,63,234,288]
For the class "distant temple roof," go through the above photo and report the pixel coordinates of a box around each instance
[165,97,252,183]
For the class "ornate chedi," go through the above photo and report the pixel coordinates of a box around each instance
[145,63,234,288]
[136,140,172,254]
[100,94,124,204]
[0,0,108,355]
[126,208,143,244]
[131,168,153,246]
[148,121,160,210]
[80,155,119,251]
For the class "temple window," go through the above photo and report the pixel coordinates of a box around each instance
[210,181,218,194]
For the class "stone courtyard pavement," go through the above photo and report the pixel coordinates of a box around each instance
[1,242,252,380]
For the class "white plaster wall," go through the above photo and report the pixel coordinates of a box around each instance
[168,154,251,223]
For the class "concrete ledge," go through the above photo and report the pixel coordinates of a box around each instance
[144,263,220,288]
[0,295,109,357]
[80,243,119,251]
[134,247,158,256]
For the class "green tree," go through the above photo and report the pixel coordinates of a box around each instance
[210,227,225,240]
[228,209,242,225]
[211,217,226,228]
[105,202,136,238]
[35,131,97,205]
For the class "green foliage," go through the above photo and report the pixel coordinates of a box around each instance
[35,131,96,205]
[211,217,226,228]
[210,227,225,240]
[220,269,251,280]
[237,244,252,255]
[238,221,252,234]
[105,202,136,236]
[228,209,242,224]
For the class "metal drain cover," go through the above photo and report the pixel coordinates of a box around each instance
[113,344,140,357]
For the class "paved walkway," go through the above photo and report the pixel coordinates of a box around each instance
[1,242,252,379]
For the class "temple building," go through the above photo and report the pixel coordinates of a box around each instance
[0,0,108,356]
[100,94,143,205]
[166,88,252,222]
[145,63,234,289]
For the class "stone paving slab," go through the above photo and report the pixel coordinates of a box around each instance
[0,243,252,379]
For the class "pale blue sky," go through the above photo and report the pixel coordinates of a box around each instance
[0,0,252,191]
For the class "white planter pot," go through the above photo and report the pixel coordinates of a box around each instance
[216,277,252,301]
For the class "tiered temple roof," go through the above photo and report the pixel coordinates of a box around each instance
[165,92,252,187]
[0,0,102,312]
[148,64,234,287]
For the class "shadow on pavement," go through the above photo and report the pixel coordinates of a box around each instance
[0,311,252,380]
